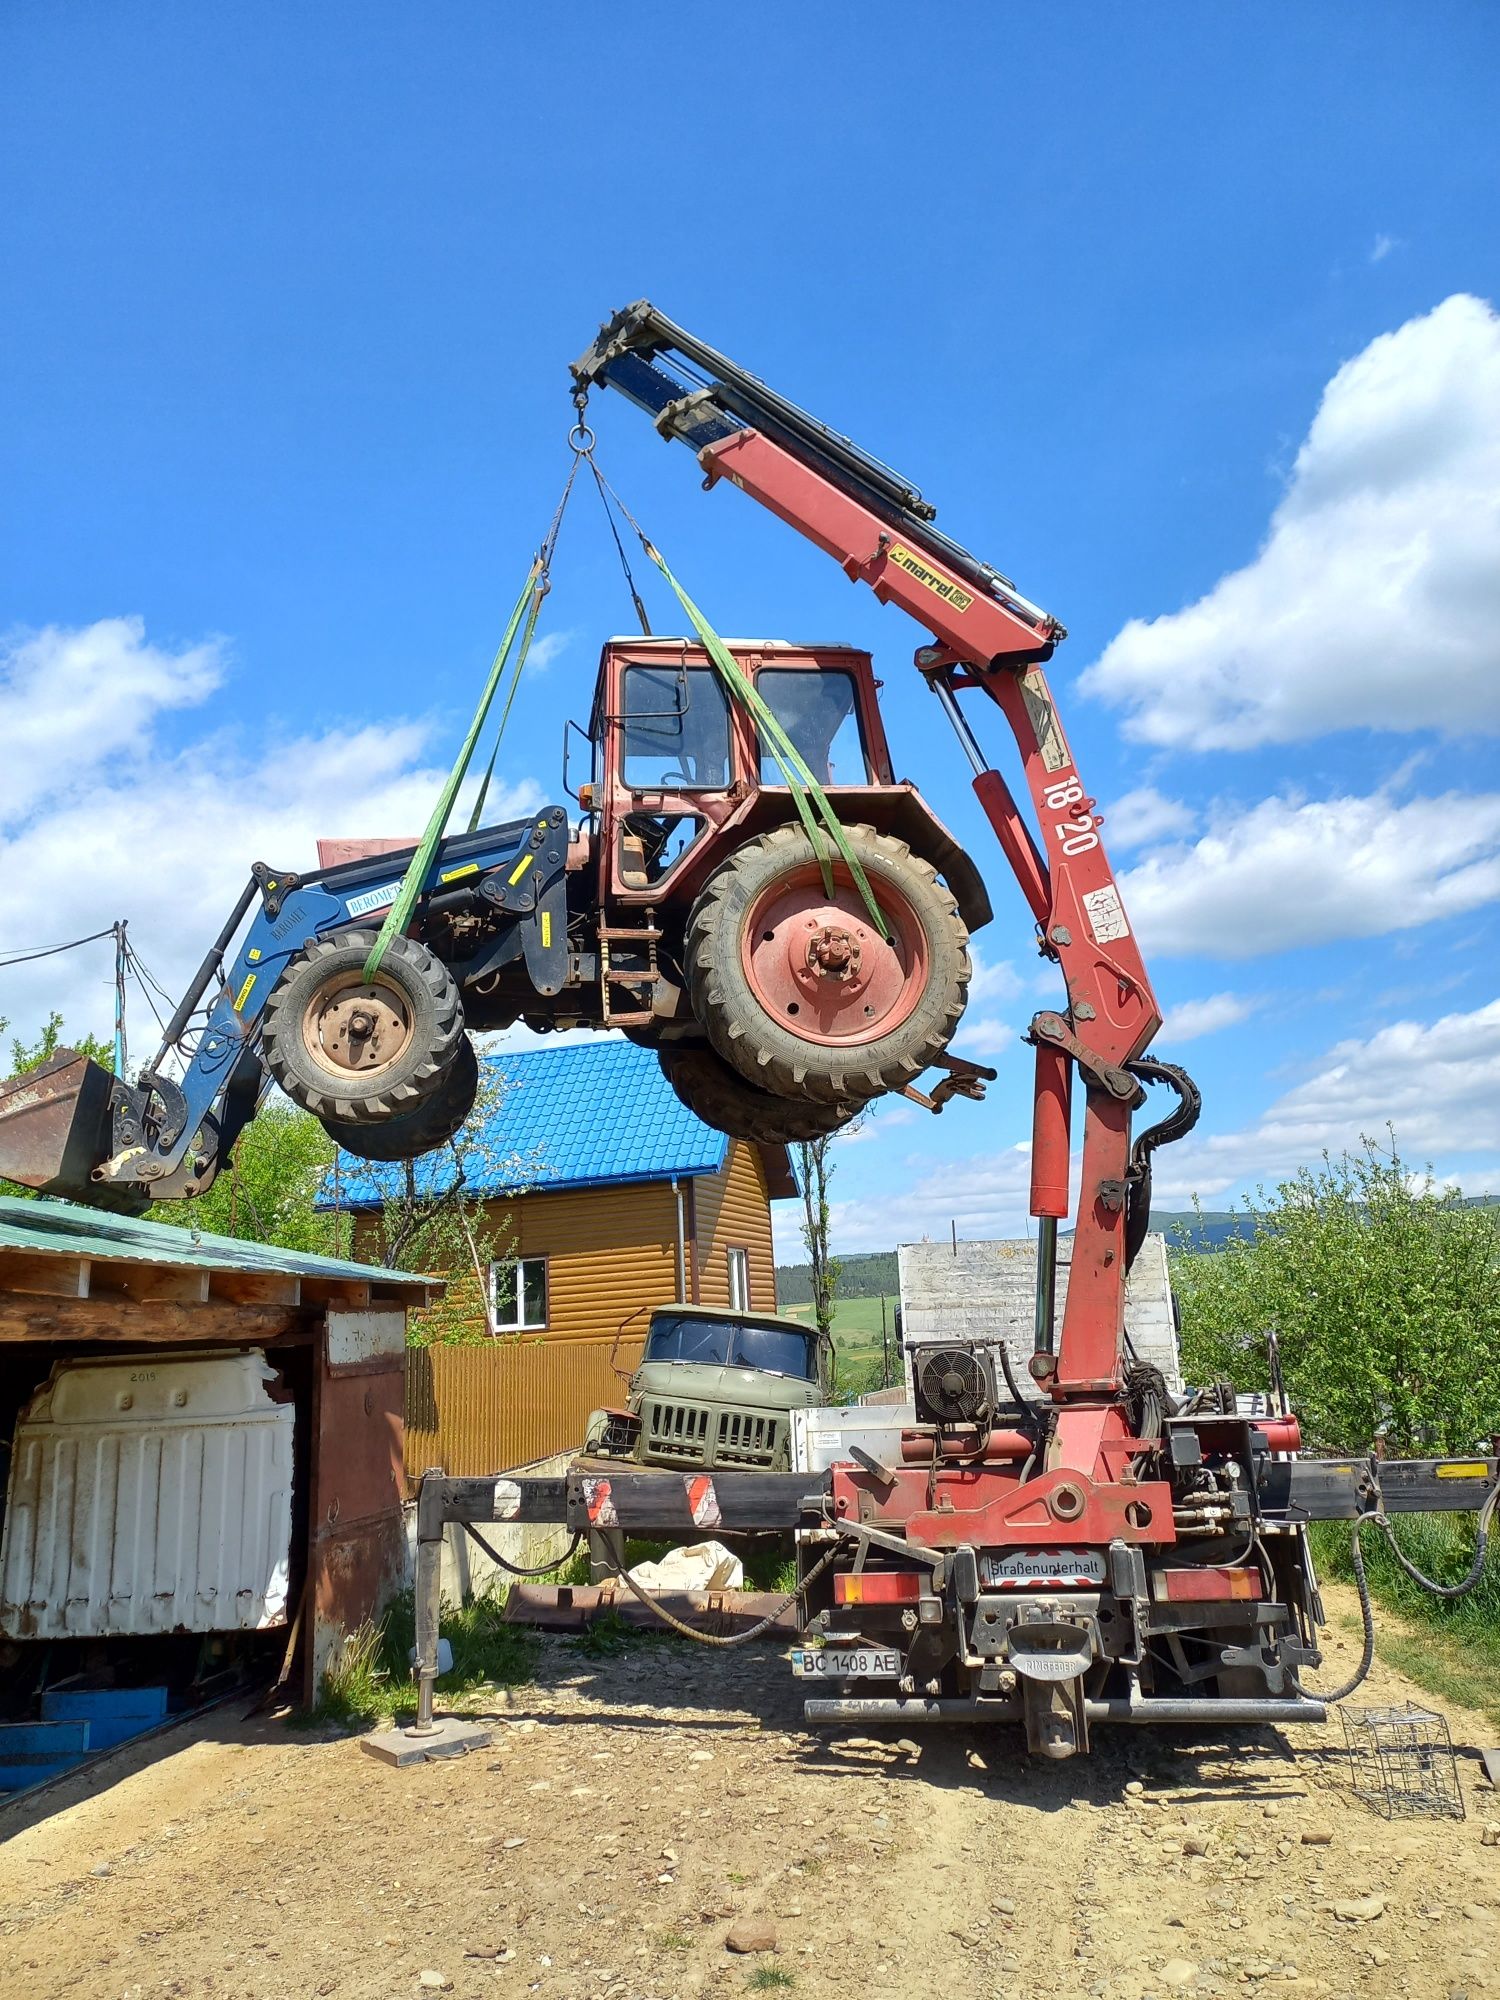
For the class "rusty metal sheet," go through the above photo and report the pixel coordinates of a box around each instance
[503,1583,797,1634]
[0,1051,115,1197]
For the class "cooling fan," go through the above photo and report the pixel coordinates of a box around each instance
[913,1343,997,1429]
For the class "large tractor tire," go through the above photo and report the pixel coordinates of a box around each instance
[685,823,971,1105]
[261,927,464,1123]
[657,1043,858,1145]
[321,1034,479,1162]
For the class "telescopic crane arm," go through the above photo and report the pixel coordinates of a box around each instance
[573,301,1180,1396]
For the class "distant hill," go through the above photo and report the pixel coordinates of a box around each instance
[776,1249,899,1305]
[1149,1210,1259,1253]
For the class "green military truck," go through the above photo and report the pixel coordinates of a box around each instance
[583,1304,829,1473]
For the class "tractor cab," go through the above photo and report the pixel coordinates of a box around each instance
[580,636,895,909]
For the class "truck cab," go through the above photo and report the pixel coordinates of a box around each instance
[584,1303,828,1473]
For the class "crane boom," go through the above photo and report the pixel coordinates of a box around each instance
[574,301,1180,1397]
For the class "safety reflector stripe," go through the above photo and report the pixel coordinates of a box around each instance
[686,1475,721,1528]
[508,853,535,886]
[581,1476,618,1529]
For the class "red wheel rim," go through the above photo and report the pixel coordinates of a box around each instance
[740,862,928,1048]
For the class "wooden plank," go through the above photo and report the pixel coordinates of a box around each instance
[301,1277,372,1309]
[0,1252,90,1299]
[88,1261,211,1304]
[0,1296,314,1345]
[207,1270,303,1306]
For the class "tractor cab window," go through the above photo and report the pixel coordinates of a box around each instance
[644,1310,818,1381]
[620,665,732,791]
[757,668,871,787]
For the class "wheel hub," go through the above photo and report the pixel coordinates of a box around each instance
[805,925,860,978]
[741,864,928,1048]
[305,978,414,1078]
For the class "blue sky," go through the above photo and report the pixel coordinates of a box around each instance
[2,4,1497,1258]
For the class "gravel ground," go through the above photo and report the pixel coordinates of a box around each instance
[2,1584,1498,2000]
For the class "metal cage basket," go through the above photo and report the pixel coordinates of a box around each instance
[1339,1702,1464,1820]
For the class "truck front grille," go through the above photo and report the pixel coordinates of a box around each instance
[643,1400,711,1463]
[715,1410,780,1468]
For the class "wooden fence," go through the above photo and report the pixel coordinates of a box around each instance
[403,1336,646,1481]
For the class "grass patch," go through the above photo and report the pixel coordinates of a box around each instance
[309,1587,537,1727]
[746,1971,795,1992]
[656,1931,694,1953]
[1310,1514,1500,1726]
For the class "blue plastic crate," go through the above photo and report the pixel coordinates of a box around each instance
[41,1687,169,1752]
[0,1719,92,1791]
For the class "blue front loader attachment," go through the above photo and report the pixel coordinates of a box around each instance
[0,807,572,1207]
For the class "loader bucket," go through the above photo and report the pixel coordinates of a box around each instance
[0,1049,117,1200]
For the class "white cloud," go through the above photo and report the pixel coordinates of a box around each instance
[1122,784,1500,958]
[1369,233,1402,265]
[1159,992,1260,1043]
[1104,786,1198,850]
[0,619,540,1045]
[528,629,575,672]
[1153,997,1500,1203]
[1080,294,1500,747]
[0,617,225,822]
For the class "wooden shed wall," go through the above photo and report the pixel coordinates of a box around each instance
[694,1141,778,1314]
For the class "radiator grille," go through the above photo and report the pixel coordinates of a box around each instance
[716,1409,780,1468]
[643,1399,711,1463]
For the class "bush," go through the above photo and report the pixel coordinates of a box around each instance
[1173,1139,1500,1456]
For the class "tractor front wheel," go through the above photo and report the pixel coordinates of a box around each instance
[657,1044,859,1145]
[261,927,464,1123]
[685,823,970,1105]
[321,1034,479,1162]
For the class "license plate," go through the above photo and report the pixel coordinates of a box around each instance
[791,1647,901,1680]
[979,1549,1107,1587]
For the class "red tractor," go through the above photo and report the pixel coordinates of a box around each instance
[531,632,988,1141]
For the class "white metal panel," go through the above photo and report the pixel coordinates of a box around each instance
[897,1231,1181,1396]
[790,1404,917,1475]
[0,1350,293,1639]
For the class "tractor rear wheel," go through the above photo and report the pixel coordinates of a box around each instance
[261,927,464,1123]
[657,1044,858,1145]
[321,1034,479,1162]
[685,823,970,1105]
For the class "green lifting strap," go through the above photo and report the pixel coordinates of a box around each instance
[361,454,583,983]
[361,556,542,983]
[639,538,890,941]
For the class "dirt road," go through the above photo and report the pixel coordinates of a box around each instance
[3,1588,1498,2000]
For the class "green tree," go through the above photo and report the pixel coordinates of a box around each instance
[1173,1137,1500,1456]
[796,1132,843,1392]
[150,1099,344,1256]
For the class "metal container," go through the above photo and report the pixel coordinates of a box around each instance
[0,1349,294,1639]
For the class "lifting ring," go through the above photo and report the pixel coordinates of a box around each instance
[568,421,596,454]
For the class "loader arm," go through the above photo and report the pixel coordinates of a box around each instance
[574,303,1167,1397]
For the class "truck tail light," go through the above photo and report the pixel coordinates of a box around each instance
[1157,1566,1260,1603]
[834,1571,923,1606]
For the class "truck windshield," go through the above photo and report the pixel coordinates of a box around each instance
[644,1311,817,1380]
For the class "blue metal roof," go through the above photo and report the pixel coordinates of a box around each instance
[323,1038,735,1211]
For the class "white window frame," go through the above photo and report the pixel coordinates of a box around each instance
[727,1246,751,1312]
[489,1256,548,1332]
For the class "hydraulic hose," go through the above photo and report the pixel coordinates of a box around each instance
[1290,1516,1377,1706]
[600,1539,844,1649]
[464,1524,584,1579]
[1374,1479,1499,1600]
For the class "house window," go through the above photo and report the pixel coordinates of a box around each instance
[727,1247,751,1312]
[490,1257,548,1332]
